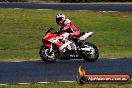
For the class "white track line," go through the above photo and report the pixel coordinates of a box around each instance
[11,61,23,62]
[8,58,126,63]
[58,81,76,83]
[37,82,50,84]
[109,58,120,59]
[37,9,53,10]
[9,58,126,63]
[0,84,8,86]
[0,79,131,85]
[100,11,119,12]
[79,10,119,13]
[17,83,30,85]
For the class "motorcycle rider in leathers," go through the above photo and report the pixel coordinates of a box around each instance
[54,14,80,52]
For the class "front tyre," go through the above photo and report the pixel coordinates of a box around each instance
[82,43,99,62]
[39,45,58,63]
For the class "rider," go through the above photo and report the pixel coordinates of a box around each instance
[56,13,80,43]
[54,14,80,52]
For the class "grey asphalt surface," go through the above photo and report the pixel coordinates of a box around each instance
[0,3,132,12]
[0,3,132,84]
[0,58,132,84]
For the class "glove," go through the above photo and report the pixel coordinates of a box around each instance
[54,31,60,34]
[69,34,77,40]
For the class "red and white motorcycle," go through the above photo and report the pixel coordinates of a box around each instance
[39,28,99,63]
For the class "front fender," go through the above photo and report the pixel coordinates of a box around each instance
[43,44,51,48]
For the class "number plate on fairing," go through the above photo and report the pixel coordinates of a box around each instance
[59,50,82,60]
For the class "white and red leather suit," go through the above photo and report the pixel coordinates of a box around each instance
[59,18,80,39]
[54,14,80,52]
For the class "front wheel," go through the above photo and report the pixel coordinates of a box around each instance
[82,42,99,62]
[39,45,58,63]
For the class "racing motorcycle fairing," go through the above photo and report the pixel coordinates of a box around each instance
[42,29,93,52]
[40,28,99,63]
[42,29,62,48]
[78,32,93,41]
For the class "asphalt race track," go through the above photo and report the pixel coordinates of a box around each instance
[0,3,132,12]
[0,58,132,84]
[0,3,132,85]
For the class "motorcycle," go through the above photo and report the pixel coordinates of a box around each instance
[39,28,99,63]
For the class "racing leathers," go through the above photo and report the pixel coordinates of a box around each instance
[59,18,80,42]
[56,18,80,52]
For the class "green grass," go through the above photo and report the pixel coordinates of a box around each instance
[0,8,132,61]
[0,82,132,88]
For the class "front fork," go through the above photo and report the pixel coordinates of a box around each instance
[49,43,53,53]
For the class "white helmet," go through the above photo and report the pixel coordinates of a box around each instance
[56,14,65,25]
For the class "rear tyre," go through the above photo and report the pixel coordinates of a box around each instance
[82,42,99,62]
[39,45,58,63]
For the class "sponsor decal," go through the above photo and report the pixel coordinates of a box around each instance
[76,66,131,84]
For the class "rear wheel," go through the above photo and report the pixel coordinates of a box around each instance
[82,42,99,62]
[39,45,58,63]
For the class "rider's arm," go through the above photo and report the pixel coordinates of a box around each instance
[62,23,70,31]
[60,23,73,33]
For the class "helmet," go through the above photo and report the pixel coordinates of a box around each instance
[56,14,65,25]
